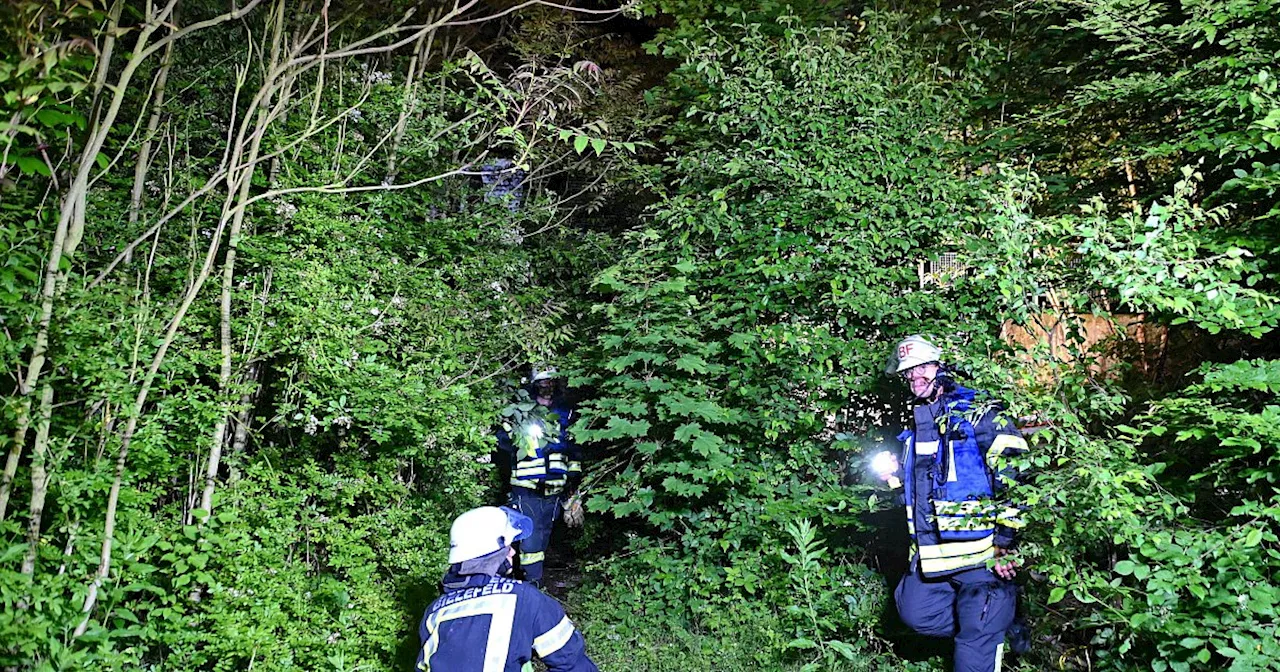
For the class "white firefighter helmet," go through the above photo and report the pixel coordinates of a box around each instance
[448,506,534,563]
[531,366,558,383]
[885,335,944,375]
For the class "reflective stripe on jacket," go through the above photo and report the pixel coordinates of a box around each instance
[416,573,597,672]
[497,399,582,494]
[900,385,1028,578]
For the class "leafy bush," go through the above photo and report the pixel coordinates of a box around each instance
[780,519,891,670]
[953,167,1279,670]
[568,521,902,672]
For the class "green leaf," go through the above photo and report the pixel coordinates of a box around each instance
[673,354,709,373]
[827,640,857,660]
[573,135,589,154]
[691,431,725,456]
[15,155,50,176]
[597,416,652,439]
[113,608,140,624]
[673,423,702,442]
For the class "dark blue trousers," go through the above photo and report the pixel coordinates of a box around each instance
[510,488,560,585]
[895,564,1016,672]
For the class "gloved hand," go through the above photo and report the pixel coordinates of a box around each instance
[562,493,585,528]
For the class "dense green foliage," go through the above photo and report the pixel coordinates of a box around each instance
[2,0,1278,670]
[1,1,631,668]
[572,16,973,666]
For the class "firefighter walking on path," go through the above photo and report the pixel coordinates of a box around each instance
[874,335,1030,672]
[415,506,598,671]
[496,367,582,588]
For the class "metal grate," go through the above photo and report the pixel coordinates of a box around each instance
[919,252,966,287]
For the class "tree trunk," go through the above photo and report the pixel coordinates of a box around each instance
[129,37,177,225]
[200,0,287,516]
[0,0,172,522]
[228,363,259,484]
[74,3,273,632]
[385,30,431,183]
[20,384,56,575]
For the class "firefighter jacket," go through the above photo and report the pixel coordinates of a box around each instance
[416,571,597,672]
[496,397,582,495]
[898,385,1029,578]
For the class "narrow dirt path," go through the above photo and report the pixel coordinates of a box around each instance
[542,519,586,601]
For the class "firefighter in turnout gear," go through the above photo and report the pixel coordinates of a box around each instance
[875,336,1030,672]
[495,367,582,587]
[415,506,597,672]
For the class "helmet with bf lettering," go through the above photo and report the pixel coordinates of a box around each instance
[884,335,944,375]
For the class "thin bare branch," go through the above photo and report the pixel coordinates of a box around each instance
[87,169,229,289]
[445,1,623,27]
[137,0,267,63]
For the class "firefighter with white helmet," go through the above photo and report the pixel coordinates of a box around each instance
[495,366,582,587]
[416,506,598,671]
[873,335,1031,672]
[885,334,945,373]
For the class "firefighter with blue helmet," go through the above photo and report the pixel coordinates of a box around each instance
[416,506,598,672]
[874,335,1030,672]
[495,367,582,587]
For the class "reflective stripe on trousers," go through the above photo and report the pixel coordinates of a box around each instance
[510,488,560,584]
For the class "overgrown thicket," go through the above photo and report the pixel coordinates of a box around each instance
[571,15,977,669]
[570,1,1280,671]
[2,0,1278,670]
[1,0,638,668]
[957,0,1280,668]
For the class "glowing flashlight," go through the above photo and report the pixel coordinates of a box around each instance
[870,451,901,489]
